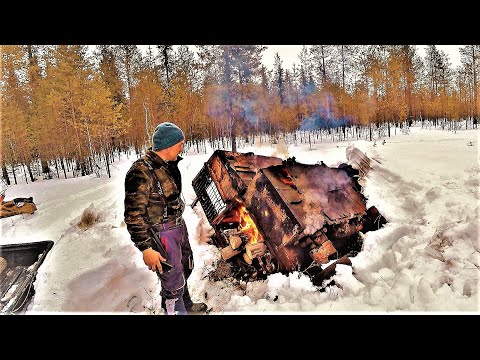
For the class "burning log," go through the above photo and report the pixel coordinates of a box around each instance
[243,253,253,264]
[245,243,267,260]
[229,235,243,250]
[221,246,240,261]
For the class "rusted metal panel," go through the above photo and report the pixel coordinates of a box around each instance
[245,172,302,245]
[247,162,366,245]
[207,154,239,203]
[280,162,366,225]
[274,243,311,272]
[204,150,283,204]
[223,151,283,181]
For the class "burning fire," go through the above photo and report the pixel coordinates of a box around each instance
[238,205,263,245]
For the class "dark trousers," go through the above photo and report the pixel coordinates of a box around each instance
[158,220,194,314]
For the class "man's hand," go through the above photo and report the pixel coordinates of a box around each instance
[142,248,167,273]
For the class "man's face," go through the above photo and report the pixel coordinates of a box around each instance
[169,140,184,160]
[156,140,184,161]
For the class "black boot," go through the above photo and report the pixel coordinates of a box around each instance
[185,302,208,313]
[183,284,208,314]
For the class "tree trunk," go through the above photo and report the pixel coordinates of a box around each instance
[62,158,67,179]
[41,158,51,179]
[2,165,10,185]
[105,151,111,178]
[22,164,29,184]
[70,101,84,171]
[55,158,60,178]
[472,47,478,128]
[231,111,237,152]
[12,164,17,185]
[26,163,35,182]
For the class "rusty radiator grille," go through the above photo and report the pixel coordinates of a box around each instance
[192,165,226,223]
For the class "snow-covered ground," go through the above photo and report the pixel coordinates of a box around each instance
[1,125,479,313]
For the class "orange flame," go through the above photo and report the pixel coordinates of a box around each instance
[238,205,263,245]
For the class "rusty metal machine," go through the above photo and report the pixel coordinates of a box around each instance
[192,150,386,286]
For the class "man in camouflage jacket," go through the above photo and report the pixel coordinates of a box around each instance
[124,122,207,315]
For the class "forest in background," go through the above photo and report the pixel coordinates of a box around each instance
[1,45,479,184]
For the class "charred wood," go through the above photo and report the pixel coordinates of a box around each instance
[243,253,252,264]
[229,235,243,250]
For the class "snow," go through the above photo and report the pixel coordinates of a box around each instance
[1,125,479,314]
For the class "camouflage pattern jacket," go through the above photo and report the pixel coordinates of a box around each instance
[124,150,185,251]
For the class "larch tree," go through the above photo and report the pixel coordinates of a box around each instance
[131,54,167,150]
[222,46,236,150]
[157,45,174,86]
[331,45,357,117]
[298,46,312,87]
[25,45,52,179]
[115,45,142,153]
[47,45,92,175]
[96,45,126,107]
[460,45,480,127]
[79,73,126,177]
[424,46,452,125]
[171,45,207,146]
[95,45,129,152]
[310,45,334,89]
[411,51,427,122]
[439,51,454,125]
[1,45,31,184]
[273,52,285,105]
[215,45,266,152]
[396,45,418,121]
[385,46,409,132]
[34,46,70,178]
[195,45,224,86]
[425,46,443,109]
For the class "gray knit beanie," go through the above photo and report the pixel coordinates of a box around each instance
[152,122,185,151]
